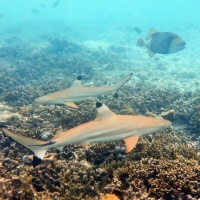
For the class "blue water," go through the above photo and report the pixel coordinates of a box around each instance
[0,0,200,102]
[0,0,200,97]
[1,0,200,39]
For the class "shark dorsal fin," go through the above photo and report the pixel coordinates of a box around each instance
[146,28,157,39]
[95,102,115,120]
[70,75,83,88]
[124,134,140,153]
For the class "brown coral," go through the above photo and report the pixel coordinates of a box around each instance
[0,36,200,200]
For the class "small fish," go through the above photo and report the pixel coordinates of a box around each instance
[1,102,171,167]
[52,0,60,8]
[138,28,186,57]
[40,4,46,8]
[31,9,40,14]
[134,27,142,34]
[35,73,132,108]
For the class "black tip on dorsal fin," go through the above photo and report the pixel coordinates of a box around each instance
[96,102,102,108]
[33,156,42,167]
[77,75,82,80]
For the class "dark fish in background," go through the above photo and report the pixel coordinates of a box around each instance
[0,14,3,19]
[125,26,142,34]
[31,9,40,14]
[40,3,46,8]
[52,0,60,8]
[138,28,186,57]
[134,27,142,34]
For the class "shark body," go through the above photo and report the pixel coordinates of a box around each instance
[1,102,171,167]
[35,73,132,108]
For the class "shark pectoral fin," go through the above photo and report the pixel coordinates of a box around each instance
[124,134,140,153]
[63,102,79,108]
[148,49,155,58]
[80,142,90,149]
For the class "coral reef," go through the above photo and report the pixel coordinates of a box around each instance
[0,36,199,200]
[0,103,22,124]
[0,122,199,200]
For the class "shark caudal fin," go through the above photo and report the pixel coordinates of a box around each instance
[112,73,132,98]
[1,128,51,167]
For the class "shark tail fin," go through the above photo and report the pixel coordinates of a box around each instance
[1,128,49,167]
[112,73,132,98]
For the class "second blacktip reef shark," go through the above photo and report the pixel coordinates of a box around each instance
[35,73,132,108]
[1,102,171,167]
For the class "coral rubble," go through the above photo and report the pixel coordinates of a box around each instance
[0,37,199,200]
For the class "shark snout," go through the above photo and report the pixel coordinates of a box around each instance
[35,97,43,103]
[35,98,40,102]
[35,97,48,103]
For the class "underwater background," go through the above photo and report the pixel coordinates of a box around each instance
[0,0,200,199]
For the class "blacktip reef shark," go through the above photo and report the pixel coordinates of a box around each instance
[0,102,171,167]
[35,73,133,108]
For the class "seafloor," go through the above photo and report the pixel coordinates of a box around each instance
[0,26,200,200]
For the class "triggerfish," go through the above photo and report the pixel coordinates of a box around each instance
[1,102,171,167]
[138,28,186,57]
